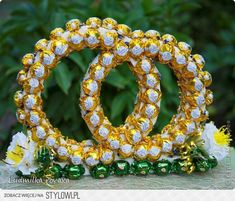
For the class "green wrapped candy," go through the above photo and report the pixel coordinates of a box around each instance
[15,170,23,177]
[171,159,188,174]
[36,147,52,167]
[64,164,85,180]
[90,163,110,179]
[152,160,171,176]
[208,157,218,169]
[195,159,211,172]
[131,161,152,176]
[15,170,32,178]
[112,160,130,176]
[35,167,45,178]
[46,164,63,179]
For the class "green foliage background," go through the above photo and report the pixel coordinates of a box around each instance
[0,0,234,157]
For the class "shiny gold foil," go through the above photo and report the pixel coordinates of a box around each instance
[192,54,205,69]
[205,89,213,105]
[17,70,27,85]
[117,24,132,36]
[131,30,145,38]
[129,38,144,57]
[35,39,48,52]
[84,110,104,129]
[50,28,64,40]
[178,41,192,56]
[100,31,118,49]
[66,19,81,31]
[85,28,100,49]
[82,79,100,96]
[29,62,49,80]
[102,18,117,30]
[14,17,213,168]
[145,30,161,38]
[80,95,99,111]
[119,142,134,158]
[144,38,160,58]
[14,91,24,107]
[68,31,85,50]
[86,17,102,28]
[22,53,34,68]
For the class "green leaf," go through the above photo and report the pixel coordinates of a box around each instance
[157,63,176,94]
[111,92,128,119]
[54,62,72,94]
[105,69,126,89]
[68,52,86,72]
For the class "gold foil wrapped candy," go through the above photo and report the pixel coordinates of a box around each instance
[26,110,45,127]
[84,110,104,128]
[39,50,56,68]
[70,150,84,165]
[14,17,213,174]
[125,129,142,144]
[94,124,112,142]
[66,19,81,31]
[115,40,129,61]
[35,39,48,52]
[17,70,27,85]
[29,62,49,80]
[205,89,213,105]
[119,142,133,158]
[50,28,65,40]
[23,94,42,110]
[22,53,34,68]
[192,54,205,69]
[129,38,144,57]
[14,91,24,107]
[134,58,153,75]
[31,125,48,142]
[139,104,159,119]
[51,39,69,57]
[85,28,100,49]
[148,143,161,161]
[117,24,131,36]
[84,148,100,167]
[80,96,99,111]
[16,108,26,124]
[134,142,150,160]
[68,31,85,50]
[145,38,160,58]
[99,52,116,68]
[178,41,192,56]
[100,30,118,49]
[86,17,102,28]
[82,79,100,96]
[99,147,114,165]
[102,18,117,30]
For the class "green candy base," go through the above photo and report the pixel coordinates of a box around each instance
[15,148,218,180]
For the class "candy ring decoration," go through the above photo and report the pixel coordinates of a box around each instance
[80,52,161,159]
[5,17,230,180]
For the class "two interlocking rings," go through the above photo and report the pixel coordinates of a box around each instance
[15,17,213,167]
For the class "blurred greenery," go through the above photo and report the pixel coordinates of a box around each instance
[0,0,234,158]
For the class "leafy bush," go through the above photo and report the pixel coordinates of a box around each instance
[0,0,234,157]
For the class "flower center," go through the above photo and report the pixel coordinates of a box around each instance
[214,127,231,146]
[7,143,24,165]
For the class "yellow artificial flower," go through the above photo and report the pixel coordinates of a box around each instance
[6,143,25,166]
[214,126,231,146]
[201,122,231,161]
[4,132,38,175]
